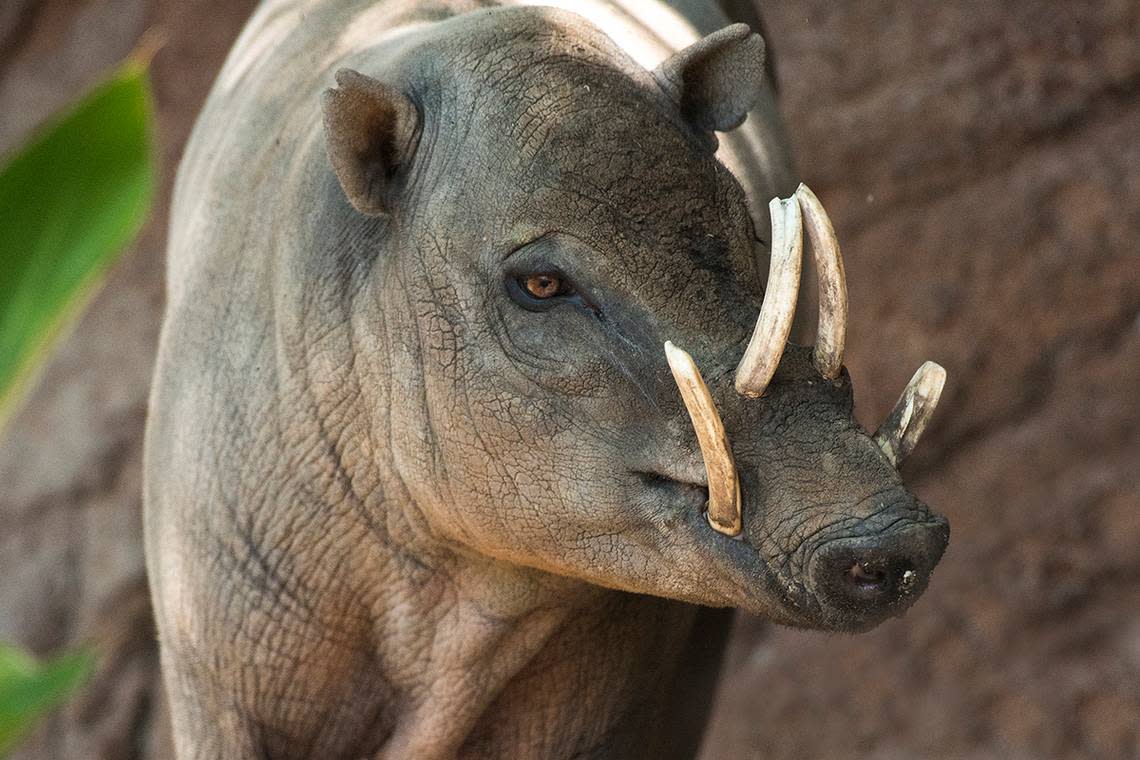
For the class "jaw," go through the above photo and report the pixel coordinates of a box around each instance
[612,502,813,625]
[623,490,950,632]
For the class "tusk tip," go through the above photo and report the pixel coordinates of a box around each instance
[913,360,948,401]
[733,378,765,399]
[874,360,949,467]
[664,341,694,373]
[794,182,817,202]
[706,510,742,537]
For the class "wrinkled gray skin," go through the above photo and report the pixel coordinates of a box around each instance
[145,1,949,758]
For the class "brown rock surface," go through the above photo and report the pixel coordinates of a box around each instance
[1,1,1136,758]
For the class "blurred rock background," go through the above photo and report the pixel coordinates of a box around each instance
[1,1,1137,758]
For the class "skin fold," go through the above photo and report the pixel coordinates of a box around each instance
[144,1,948,757]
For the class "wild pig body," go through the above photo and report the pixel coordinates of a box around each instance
[146,1,947,758]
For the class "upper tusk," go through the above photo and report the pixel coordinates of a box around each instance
[664,342,742,537]
[735,196,803,398]
[795,184,848,380]
[874,361,947,467]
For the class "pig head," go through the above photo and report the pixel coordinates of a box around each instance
[314,10,948,632]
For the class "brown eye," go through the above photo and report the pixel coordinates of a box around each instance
[523,273,563,299]
[507,268,582,312]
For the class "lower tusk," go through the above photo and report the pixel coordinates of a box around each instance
[795,184,847,380]
[664,342,742,536]
[874,361,947,467]
[735,196,803,398]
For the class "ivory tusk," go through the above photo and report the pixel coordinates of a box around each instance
[874,361,947,467]
[664,341,742,536]
[735,196,803,398]
[795,184,848,380]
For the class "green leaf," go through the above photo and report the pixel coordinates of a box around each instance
[0,645,95,756]
[0,60,155,432]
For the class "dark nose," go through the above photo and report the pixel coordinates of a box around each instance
[809,518,949,626]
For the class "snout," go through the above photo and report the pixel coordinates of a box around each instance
[808,517,949,631]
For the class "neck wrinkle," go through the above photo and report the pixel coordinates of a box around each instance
[360,560,698,760]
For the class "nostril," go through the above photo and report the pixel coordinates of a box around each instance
[844,561,889,592]
[810,520,948,626]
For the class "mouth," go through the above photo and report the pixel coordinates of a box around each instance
[631,465,949,631]
[634,470,708,514]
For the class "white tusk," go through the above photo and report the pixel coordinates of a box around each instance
[795,184,847,380]
[735,196,803,398]
[874,361,947,467]
[664,342,742,536]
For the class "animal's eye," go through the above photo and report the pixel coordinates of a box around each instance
[522,273,566,299]
[506,266,587,313]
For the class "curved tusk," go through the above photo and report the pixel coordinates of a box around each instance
[874,361,947,467]
[664,342,742,536]
[795,184,848,380]
[735,196,803,398]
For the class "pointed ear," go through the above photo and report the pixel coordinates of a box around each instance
[653,23,766,147]
[322,68,420,216]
